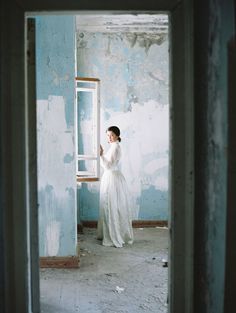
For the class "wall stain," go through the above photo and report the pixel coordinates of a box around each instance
[137,185,168,220]
[106,35,112,55]
[127,85,139,109]
[125,33,167,53]
[45,184,54,194]
[77,33,88,49]
[66,187,75,198]
[46,56,50,66]
[63,153,74,163]
[148,72,164,82]
[78,184,99,221]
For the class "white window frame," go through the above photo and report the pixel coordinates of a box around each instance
[75,77,100,182]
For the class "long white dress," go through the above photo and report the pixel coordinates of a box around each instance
[97,141,134,248]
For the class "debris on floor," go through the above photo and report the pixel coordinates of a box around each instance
[115,286,125,293]
[162,258,168,267]
[40,227,168,313]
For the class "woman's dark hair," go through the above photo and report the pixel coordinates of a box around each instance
[107,126,121,142]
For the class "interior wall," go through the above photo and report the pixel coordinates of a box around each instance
[0,1,192,313]
[194,0,235,312]
[5,1,236,313]
[36,16,77,257]
[76,16,169,222]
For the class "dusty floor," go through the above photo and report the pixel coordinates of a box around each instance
[40,227,168,313]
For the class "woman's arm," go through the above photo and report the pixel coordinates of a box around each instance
[100,144,120,170]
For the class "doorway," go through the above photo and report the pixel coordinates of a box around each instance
[31,5,192,312]
[36,13,170,312]
[0,1,194,312]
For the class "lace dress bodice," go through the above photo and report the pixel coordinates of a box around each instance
[100,141,121,171]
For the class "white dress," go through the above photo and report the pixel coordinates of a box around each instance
[97,141,134,248]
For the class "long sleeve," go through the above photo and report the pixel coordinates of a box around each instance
[100,143,121,170]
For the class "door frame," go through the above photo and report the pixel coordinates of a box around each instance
[0,1,194,312]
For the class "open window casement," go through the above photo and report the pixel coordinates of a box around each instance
[75,77,100,182]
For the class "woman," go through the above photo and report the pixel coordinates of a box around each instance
[97,126,134,248]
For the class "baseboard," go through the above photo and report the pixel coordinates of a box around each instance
[40,255,80,268]
[78,220,168,232]
[77,223,84,233]
[132,220,168,228]
[81,221,98,228]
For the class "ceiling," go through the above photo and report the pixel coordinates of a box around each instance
[76,14,168,33]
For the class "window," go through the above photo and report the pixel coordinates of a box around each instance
[75,77,100,182]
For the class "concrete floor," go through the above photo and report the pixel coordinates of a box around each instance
[40,227,168,313]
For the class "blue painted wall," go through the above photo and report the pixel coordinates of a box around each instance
[36,16,77,257]
[36,16,75,127]
[76,22,169,222]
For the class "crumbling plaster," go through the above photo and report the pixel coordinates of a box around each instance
[76,14,169,222]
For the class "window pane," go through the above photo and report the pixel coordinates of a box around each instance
[78,159,97,177]
[77,91,95,156]
[75,77,100,181]
[77,81,96,89]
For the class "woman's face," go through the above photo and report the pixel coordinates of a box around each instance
[107,131,118,143]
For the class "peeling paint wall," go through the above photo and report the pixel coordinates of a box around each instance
[76,17,169,222]
[36,16,77,257]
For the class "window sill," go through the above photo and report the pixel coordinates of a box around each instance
[76,176,99,183]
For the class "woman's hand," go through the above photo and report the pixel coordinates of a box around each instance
[100,145,104,156]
